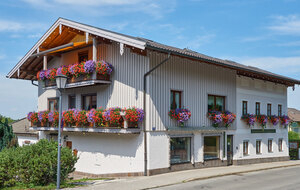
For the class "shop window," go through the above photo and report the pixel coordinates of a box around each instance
[268,139,273,153]
[204,136,220,160]
[170,137,191,164]
[208,95,225,111]
[256,140,261,154]
[82,94,97,110]
[48,98,59,112]
[242,101,248,116]
[278,139,283,152]
[255,102,260,115]
[170,90,182,110]
[243,141,249,156]
[69,95,76,109]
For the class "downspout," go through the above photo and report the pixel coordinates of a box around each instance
[143,52,171,176]
[31,80,38,87]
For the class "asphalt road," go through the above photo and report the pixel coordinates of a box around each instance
[153,166,300,190]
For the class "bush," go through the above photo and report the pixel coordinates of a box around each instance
[0,139,78,188]
[288,131,300,140]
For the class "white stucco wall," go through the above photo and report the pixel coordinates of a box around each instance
[234,76,289,160]
[17,135,38,146]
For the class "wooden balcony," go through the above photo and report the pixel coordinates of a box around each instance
[43,72,111,89]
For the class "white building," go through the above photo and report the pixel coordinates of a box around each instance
[11,118,39,146]
[7,18,300,177]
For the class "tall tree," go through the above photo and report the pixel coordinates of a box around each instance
[0,118,18,151]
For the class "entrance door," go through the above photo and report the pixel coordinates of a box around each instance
[227,135,233,165]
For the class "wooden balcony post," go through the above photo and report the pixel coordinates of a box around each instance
[43,55,47,70]
[93,38,97,61]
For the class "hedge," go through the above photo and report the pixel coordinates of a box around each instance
[0,139,78,188]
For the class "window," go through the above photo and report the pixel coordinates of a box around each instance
[66,141,72,149]
[255,102,260,115]
[278,139,283,152]
[204,136,220,160]
[69,95,76,109]
[208,95,225,111]
[267,104,272,116]
[256,140,261,154]
[243,141,249,156]
[48,98,59,112]
[268,139,273,153]
[170,137,191,164]
[82,94,97,110]
[242,101,248,115]
[278,105,282,117]
[78,51,88,63]
[170,90,182,109]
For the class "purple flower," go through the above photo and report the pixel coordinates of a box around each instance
[84,60,95,73]
[136,108,145,122]
[45,69,51,79]
[39,70,46,80]
[69,65,76,75]
[27,112,33,121]
[48,112,54,122]
[38,111,44,122]
[87,109,96,123]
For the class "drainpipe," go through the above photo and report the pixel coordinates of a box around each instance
[31,80,38,87]
[143,52,171,176]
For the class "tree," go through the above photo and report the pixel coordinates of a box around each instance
[288,131,300,140]
[0,118,18,151]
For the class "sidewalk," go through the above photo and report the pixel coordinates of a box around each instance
[70,160,300,190]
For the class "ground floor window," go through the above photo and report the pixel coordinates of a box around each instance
[256,140,261,154]
[204,136,220,160]
[170,137,191,164]
[243,141,249,156]
[278,139,283,152]
[268,139,273,153]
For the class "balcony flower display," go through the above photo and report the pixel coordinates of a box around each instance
[256,114,268,128]
[88,108,105,127]
[84,60,95,74]
[269,115,279,126]
[125,107,145,127]
[36,70,46,80]
[103,107,123,127]
[222,111,236,127]
[38,111,50,127]
[169,108,191,126]
[95,61,113,76]
[280,115,291,126]
[27,112,39,125]
[56,66,70,76]
[76,110,89,127]
[45,68,57,80]
[48,111,59,127]
[207,110,222,127]
[241,114,256,126]
[62,109,77,126]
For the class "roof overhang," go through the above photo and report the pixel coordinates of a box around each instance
[7,17,146,80]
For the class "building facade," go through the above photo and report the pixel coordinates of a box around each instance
[7,18,300,177]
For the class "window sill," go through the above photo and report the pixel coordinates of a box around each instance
[256,153,262,155]
[170,161,191,165]
[204,158,220,161]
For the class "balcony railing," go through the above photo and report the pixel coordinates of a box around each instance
[44,72,111,89]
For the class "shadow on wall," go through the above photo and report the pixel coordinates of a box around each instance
[71,133,143,158]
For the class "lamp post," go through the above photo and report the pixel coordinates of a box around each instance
[55,74,67,190]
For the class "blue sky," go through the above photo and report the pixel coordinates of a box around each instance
[0,0,300,119]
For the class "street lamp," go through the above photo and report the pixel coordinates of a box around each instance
[55,74,67,190]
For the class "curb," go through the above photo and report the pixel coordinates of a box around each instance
[144,163,300,190]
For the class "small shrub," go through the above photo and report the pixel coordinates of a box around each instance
[0,139,78,188]
[288,131,300,140]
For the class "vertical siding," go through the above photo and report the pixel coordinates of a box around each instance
[38,42,149,112]
[148,51,237,131]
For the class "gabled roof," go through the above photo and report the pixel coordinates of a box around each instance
[288,108,300,122]
[7,18,300,86]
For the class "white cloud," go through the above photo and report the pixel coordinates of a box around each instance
[240,36,267,42]
[0,54,5,60]
[184,34,215,50]
[276,40,300,47]
[0,19,46,33]
[268,15,300,35]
